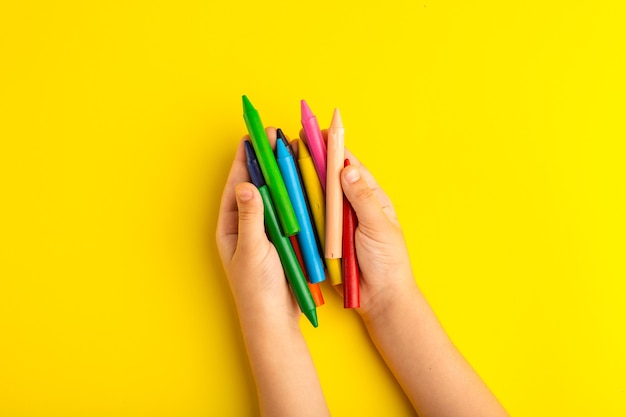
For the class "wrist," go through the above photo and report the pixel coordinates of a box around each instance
[236,302,302,335]
[360,281,422,330]
[238,311,305,355]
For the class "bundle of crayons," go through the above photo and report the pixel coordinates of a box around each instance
[242,95,360,328]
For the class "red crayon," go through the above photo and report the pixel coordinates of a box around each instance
[342,159,360,308]
[290,236,325,307]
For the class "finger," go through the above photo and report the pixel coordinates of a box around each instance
[341,164,391,231]
[217,128,276,246]
[216,137,252,259]
[233,182,267,255]
[344,148,398,223]
[343,148,376,189]
[297,127,398,223]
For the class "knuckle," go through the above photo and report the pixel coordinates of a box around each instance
[354,184,374,202]
[238,208,258,222]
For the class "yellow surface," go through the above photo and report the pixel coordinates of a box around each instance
[1,1,625,416]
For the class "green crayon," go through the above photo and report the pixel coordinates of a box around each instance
[242,95,300,236]
[259,186,317,327]
[245,140,317,327]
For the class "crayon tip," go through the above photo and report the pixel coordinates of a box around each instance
[304,308,318,328]
[301,99,314,120]
[244,139,254,159]
[242,95,254,113]
[330,108,343,128]
[276,128,286,141]
[276,137,290,159]
[244,140,265,188]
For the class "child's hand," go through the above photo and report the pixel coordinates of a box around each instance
[216,129,331,417]
[339,149,419,321]
[339,150,509,417]
[216,129,301,329]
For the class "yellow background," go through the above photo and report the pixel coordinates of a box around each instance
[1,1,625,416]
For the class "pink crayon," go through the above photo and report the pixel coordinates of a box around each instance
[300,100,327,192]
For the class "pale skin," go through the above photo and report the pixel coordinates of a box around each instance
[216,127,509,417]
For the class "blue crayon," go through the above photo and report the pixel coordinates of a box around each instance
[275,136,326,284]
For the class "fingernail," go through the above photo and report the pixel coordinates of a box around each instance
[345,166,360,184]
[236,185,254,202]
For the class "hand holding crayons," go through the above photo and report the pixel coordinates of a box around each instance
[218,95,414,327]
[215,136,305,328]
[215,99,509,417]
[240,96,363,327]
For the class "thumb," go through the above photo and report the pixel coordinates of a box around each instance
[234,182,267,253]
[341,165,388,231]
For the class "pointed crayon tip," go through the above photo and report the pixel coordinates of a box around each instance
[276,137,290,159]
[304,308,318,328]
[301,99,314,120]
[330,108,343,128]
[242,95,254,112]
[276,128,286,141]
[244,140,265,188]
[244,140,255,161]
[297,137,311,160]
